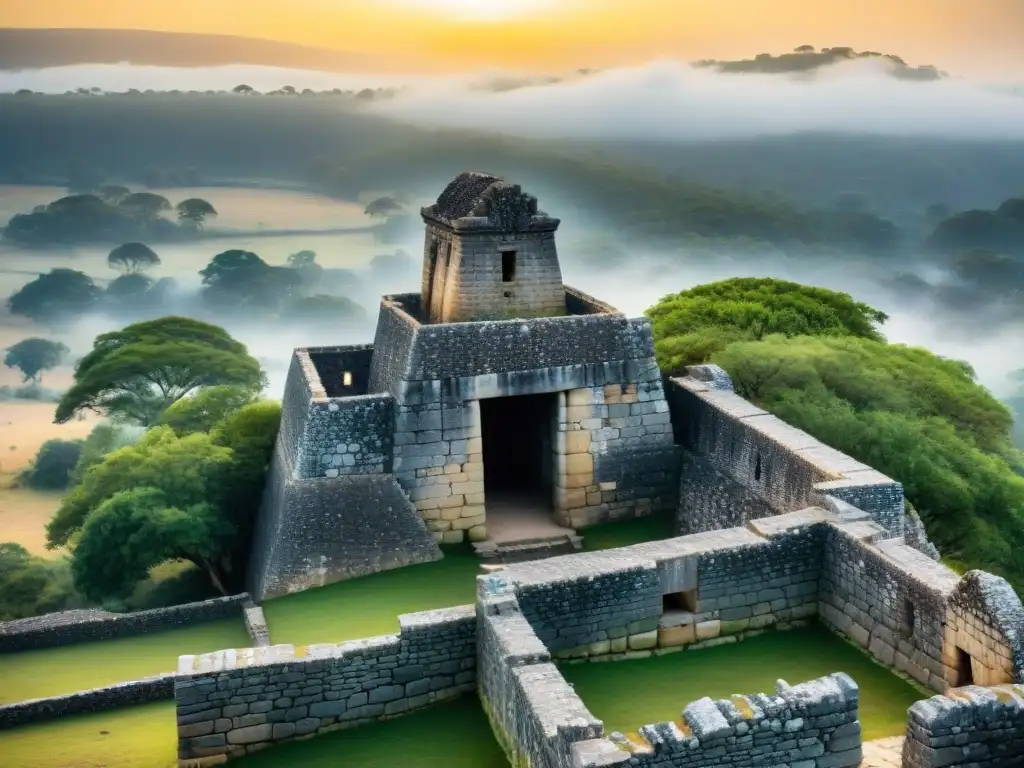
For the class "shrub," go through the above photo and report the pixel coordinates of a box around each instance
[19,439,84,491]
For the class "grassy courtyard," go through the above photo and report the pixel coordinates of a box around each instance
[0,617,251,705]
[560,624,928,741]
[263,514,678,648]
[0,697,507,768]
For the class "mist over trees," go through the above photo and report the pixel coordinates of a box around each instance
[693,45,946,81]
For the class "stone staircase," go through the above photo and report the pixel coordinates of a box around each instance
[472,533,584,564]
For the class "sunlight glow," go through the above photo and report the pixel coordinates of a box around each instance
[397,0,559,22]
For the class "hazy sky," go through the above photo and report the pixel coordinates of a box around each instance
[4,0,1024,76]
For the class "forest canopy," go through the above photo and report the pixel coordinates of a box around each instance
[649,278,1024,591]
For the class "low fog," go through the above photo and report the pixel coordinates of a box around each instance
[368,58,1024,141]
[0,58,1021,398]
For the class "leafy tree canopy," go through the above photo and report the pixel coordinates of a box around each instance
[108,242,160,275]
[176,198,218,228]
[157,385,258,436]
[646,277,888,375]
[199,250,302,311]
[711,334,1024,588]
[71,487,232,601]
[54,316,265,425]
[7,269,102,324]
[3,337,69,383]
[19,439,83,491]
[118,192,171,219]
[46,426,232,549]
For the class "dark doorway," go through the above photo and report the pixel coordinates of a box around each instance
[480,394,555,495]
[955,647,974,687]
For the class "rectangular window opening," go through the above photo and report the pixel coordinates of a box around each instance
[955,646,974,687]
[501,250,517,282]
[901,598,916,639]
[342,371,353,388]
[663,590,698,614]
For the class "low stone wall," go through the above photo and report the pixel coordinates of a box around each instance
[0,594,250,653]
[0,674,175,729]
[603,673,862,768]
[174,605,476,766]
[903,685,1024,767]
[498,507,825,661]
[819,520,1023,693]
[477,575,863,768]
[668,368,906,538]
[243,605,270,648]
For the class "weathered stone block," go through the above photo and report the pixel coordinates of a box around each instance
[226,724,273,745]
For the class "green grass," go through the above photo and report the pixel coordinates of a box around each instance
[263,516,679,649]
[262,545,482,646]
[560,624,927,741]
[581,512,676,551]
[0,700,179,768]
[238,697,507,768]
[0,617,251,705]
[0,697,508,768]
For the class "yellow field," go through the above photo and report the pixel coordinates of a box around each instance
[0,483,64,556]
[0,401,101,475]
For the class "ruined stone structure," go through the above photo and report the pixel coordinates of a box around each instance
[177,171,1024,767]
[249,172,679,600]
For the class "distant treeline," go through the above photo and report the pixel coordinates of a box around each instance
[0,94,1023,263]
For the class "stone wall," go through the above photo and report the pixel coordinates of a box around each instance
[248,452,442,600]
[0,595,249,653]
[819,517,1024,694]
[553,384,679,528]
[604,673,862,768]
[903,685,1024,767]
[669,369,906,538]
[0,674,175,729]
[421,219,566,323]
[477,574,862,768]
[296,394,394,479]
[248,343,442,601]
[174,605,476,766]
[497,508,825,661]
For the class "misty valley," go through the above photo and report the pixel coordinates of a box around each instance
[0,47,1023,768]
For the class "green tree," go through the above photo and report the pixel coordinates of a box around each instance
[71,487,233,600]
[283,295,366,324]
[176,198,218,228]
[19,439,84,491]
[703,334,1024,589]
[119,192,171,220]
[646,277,887,375]
[69,423,141,487]
[3,337,69,383]
[199,250,302,312]
[54,317,265,426]
[156,385,258,435]
[107,242,160,275]
[7,269,102,325]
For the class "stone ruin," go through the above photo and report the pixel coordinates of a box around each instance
[198,171,1024,768]
[249,171,679,599]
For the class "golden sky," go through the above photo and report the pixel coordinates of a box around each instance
[4,0,1024,75]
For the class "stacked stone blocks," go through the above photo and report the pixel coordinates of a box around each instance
[175,605,475,766]
[670,372,906,539]
[903,685,1024,767]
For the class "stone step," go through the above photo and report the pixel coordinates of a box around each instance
[472,534,584,564]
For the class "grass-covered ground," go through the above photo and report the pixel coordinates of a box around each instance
[0,697,507,768]
[264,514,678,647]
[561,624,927,741]
[0,617,251,705]
[262,545,482,646]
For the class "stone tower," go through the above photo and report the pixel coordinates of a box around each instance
[419,171,566,323]
[248,172,680,601]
